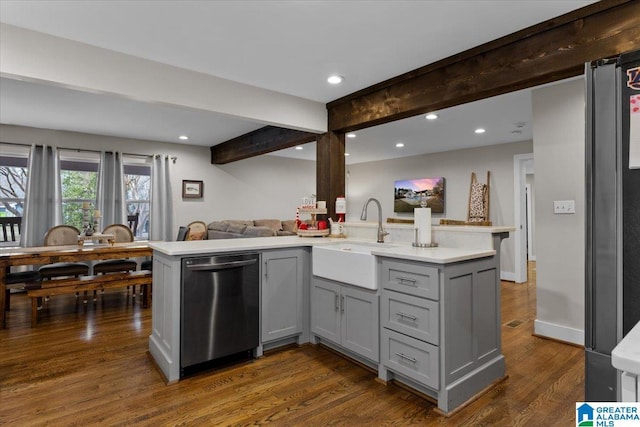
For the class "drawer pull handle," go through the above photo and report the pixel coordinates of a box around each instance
[397,277,417,287]
[395,352,417,363]
[396,312,417,321]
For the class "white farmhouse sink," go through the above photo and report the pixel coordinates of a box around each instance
[312,242,396,290]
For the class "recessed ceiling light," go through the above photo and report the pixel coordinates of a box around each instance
[344,153,350,156]
[425,113,438,120]
[395,143,405,148]
[474,128,486,134]
[295,146,304,150]
[179,135,189,140]
[327,75,344,85]
[346,133,357,138]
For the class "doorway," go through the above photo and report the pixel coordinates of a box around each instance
[514,153,534,283]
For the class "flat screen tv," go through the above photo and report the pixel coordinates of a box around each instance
[394,177,445,214]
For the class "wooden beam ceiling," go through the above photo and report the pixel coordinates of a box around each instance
[327,0,640,133]
[210,0,639,220]
[210,126,318,164]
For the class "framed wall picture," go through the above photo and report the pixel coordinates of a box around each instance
[394,177,445,213]
[182,180,203,198]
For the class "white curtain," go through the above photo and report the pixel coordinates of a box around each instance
[21,145,62,247]
[96,151,126,229]
[149,154,174,241]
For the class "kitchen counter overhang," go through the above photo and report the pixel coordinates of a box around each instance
[148,236,496,264]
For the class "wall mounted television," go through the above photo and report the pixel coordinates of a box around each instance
[394,177,445,214]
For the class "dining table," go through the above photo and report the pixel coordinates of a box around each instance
[0,242,152,328]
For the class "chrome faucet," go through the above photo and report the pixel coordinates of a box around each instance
[360,197,389,243]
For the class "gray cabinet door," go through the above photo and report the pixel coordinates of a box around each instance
[342,286,379,362]
[311,278,341,344]
[261,249,303,343]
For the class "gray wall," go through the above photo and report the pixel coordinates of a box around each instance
[532,78,585,345]
[0,124,316,231]
[346,140,534,278]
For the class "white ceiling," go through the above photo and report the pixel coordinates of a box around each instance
[0,0,596,163]
[276,85,540,164]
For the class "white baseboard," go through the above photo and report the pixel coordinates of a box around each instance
[528,255,537,262]
[534,319,584,346]
[501,271,515,282]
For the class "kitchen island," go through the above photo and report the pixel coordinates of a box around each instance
[149,227,511,414]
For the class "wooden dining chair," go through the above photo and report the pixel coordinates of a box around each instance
[127,213,139,236]
[39,225,90,278]
[1,217,22,243]
[39,225,90,303]
[186,221,207,240]
[93,224,138,299]
[1,217,41,311]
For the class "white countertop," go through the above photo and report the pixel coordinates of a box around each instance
[344,222,515,234]
[367,245,495,263]
[149,236,316,256]
[612,320,640,374]
[148,236,495,264]
[433,225,515,233]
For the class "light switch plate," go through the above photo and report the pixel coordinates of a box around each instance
[553,200,575,214]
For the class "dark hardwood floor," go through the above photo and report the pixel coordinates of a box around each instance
[0,262,584,426]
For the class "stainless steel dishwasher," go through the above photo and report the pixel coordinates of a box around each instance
[180,252,259,376]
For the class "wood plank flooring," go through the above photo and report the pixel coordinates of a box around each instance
[0,262,584,426]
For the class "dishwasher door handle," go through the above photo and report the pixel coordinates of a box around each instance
[186,259,257,271]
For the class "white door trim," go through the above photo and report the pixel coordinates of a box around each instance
[525,183,536,261]
[514,153,534,283]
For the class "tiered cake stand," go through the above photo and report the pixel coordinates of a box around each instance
[297,207,330,237]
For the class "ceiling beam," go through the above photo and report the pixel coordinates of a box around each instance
[210,126,318,164]
[327,0,640,133]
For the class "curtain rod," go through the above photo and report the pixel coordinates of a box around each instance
[1,142,177,162]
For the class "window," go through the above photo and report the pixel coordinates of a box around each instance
[124,160,151,238]
[0,154,28,219]
[60,152,99,232]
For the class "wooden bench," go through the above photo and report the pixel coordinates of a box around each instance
[26,270,152,327]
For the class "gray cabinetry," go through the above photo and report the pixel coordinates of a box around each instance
[261,249,306,344]
[378,256,504,414]
[341,286,379,362]
[381,328,439,389]
[311,276,379,364]
[381,261,439,300]
[311,278,341,343]
[381,289,439,345]
[380,258,441,393]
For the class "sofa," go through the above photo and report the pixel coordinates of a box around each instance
[207,219,297,239]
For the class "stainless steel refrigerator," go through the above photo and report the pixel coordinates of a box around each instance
[585,49,640,401]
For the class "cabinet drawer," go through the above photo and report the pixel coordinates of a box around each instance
[382,329,439,390]
[381,290,439,345]
[380,259,439,300]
